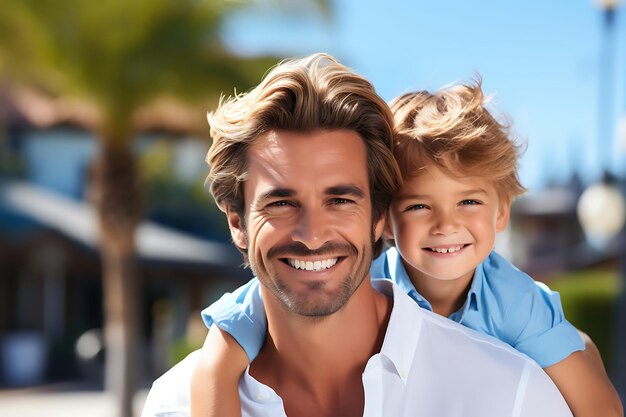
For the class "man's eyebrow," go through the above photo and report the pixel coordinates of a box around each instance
[325,185,365,199]
[254,188,296,204]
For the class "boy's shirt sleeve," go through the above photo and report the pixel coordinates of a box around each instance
[478,252,584,368]
[201,278,267,362]
[506,280,584,368]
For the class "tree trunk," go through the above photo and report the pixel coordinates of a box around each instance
[90,140,143,417]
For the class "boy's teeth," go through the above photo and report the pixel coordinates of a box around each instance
[432,245,463,254]
[288,258,338,271]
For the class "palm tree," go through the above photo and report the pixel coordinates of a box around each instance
[0,1,295,416]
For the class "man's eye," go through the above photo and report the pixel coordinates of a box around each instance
[267,201,293,208]
[329,198,354,205]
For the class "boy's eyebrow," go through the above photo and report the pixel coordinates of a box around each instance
[395,188,489,200]
[459,188,489,196]
[325,184,365,199]
[395,193,429,200]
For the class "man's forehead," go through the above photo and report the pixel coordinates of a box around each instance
[248,129,366,164]
[244,129,370,195]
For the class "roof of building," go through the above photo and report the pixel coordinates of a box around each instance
[0,180,241,268]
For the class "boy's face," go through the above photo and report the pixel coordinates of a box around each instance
[386,165,510,285]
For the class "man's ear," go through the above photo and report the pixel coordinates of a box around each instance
[496,196,512,232]
[225,207,247,250]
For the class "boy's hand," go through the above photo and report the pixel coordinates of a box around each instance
[190,325,249,417]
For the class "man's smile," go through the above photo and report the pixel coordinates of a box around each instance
[285,257,339,271]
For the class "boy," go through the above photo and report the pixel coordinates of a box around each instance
[190,79,623,417]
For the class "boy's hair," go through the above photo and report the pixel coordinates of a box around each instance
[389,77,526,200]
[206,53,402,260]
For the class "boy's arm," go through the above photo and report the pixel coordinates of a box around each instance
[544,333,623,417]
[190,278,267,417]
[190,325,248,417]
[201,278,267,362]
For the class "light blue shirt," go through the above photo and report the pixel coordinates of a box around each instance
[202,248,584,367]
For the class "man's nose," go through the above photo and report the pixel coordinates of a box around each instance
[291,207,331,250]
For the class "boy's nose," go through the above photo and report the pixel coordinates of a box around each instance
[431,211,458,235]
[291,207,331,250]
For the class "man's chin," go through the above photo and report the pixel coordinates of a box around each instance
[277,292,341,317]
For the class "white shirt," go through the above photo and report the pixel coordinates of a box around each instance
[142,280,573,417]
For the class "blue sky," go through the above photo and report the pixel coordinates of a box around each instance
[221,0,626,191]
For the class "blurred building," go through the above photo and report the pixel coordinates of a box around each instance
[510,176,622,281]
[0,88,251,388]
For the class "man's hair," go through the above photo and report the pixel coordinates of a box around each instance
[389,77,526,200]
[206,53,402,259]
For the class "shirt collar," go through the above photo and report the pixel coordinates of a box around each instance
[387,246,485,321]
[448,257,485,323]
[385,247,433,311]
[467,257,485,311]
[371,279,423,384]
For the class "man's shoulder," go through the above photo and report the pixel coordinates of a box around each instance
[376,282,572,416]
[387,279,538,367]
[418,303,535,363]
[141,351,199,417]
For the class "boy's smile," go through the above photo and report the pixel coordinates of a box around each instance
[387,165,510,288]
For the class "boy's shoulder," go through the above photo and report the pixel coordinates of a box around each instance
[479,251,548,297]
[470,251,580,356]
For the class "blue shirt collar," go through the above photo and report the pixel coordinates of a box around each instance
[385,247,487,318]
[448,260,484,322]
[385,248,434,311]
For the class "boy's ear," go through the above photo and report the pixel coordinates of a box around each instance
[496,196,512,232]
[225,207,247,250]
[374,213,386,242]
[382,211,394,240]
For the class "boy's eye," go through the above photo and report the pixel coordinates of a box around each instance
[460,199,481,206]
[405,204,427,211]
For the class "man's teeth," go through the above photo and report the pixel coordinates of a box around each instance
[431,245,463,254]
[288,258,338,271]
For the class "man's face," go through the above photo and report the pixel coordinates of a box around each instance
[227,129,383,318]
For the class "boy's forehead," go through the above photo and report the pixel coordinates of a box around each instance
[400,165,499,195]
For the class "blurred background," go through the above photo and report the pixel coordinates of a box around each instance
[0,0,625,415]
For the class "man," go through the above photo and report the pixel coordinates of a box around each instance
[142,53,573,417]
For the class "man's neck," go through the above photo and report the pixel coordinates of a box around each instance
[249,278,392,417]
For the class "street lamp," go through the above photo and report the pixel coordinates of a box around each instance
[577,180,626,402]
[595,0,619,173]
[577,182,626,249]
[595,0,620,9]
[581,0,625,401]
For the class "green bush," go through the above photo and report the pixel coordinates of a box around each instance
[550,269,622,368]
